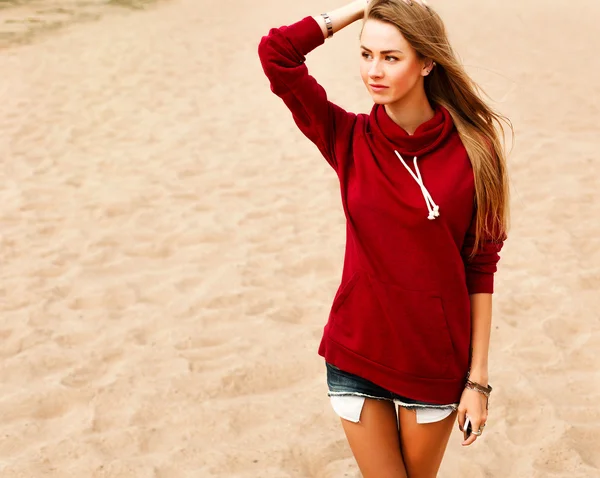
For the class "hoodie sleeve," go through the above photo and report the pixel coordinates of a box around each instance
[460,210,506,294]
[257,16,357,172]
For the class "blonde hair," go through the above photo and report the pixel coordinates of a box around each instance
[365,0,512,257]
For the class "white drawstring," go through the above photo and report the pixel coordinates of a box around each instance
[413,157,440,219]
[394,150,440,220]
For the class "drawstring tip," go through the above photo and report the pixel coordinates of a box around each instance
[395,150,441,221]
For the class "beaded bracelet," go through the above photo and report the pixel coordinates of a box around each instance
[465,379,493,398]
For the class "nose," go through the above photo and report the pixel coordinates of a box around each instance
[368,59,384,79]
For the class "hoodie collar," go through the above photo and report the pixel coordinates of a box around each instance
[369,103,455,157]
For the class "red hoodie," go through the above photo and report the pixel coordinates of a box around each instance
[258,16,505,404]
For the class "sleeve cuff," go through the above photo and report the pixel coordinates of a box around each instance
[466,272,495,294]
[282,16,326,56]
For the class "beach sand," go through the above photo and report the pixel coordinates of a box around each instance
[0,0,598,476]
[0,0,161,49]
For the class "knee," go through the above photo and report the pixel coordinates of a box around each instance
[406,471,437,478]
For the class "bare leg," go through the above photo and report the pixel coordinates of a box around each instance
[397,408,457,478]
[340,398,408,478]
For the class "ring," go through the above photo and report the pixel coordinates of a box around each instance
[472,429,483,436]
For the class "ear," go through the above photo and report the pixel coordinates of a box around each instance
[422,58,436,76]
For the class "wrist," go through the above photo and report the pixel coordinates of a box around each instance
[347,0,369,17]
[466,368,489,387]
[349,1,368,21]
[318,1,367,39]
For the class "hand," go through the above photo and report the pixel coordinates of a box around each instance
[457,387,489,446]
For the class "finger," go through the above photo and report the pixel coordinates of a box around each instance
[478,412,488,430]
[471,418,483,435]
[462,418,483,447]
[457,408,466,432]
[462,431,478,447]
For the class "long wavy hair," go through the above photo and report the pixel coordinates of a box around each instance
[365,0,512,256]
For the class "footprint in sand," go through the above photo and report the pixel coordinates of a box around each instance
[175,335,248,374]
[280,437,354,478]
[207,360,306,399]
[6,387,91,422]
[503,392,550,446]
[60,362,108,389]
[60,349,123,389]
[564,426,600,470]
[533,433,591,476]
[266,305,307,324]
[174,336,227,350]
[543,316,590,350]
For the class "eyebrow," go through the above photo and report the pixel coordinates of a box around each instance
[360,46,404,54]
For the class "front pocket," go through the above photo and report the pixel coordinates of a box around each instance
[330,272,453,379]
[331,271,361,314]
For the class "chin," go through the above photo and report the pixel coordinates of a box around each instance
[370,96,392,105]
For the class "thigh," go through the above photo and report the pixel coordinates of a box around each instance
[397,408,457,478]
[340,398,408,478]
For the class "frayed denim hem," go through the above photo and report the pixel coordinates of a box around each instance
[393,399,458,411]
[328,391,390,401]
[327,391,458,411]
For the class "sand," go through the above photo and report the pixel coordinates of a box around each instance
[0,0,598,476]
[0,0,161,49]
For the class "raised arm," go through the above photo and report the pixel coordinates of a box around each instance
[310,0,428,36]
[311,0,368,39]
[257,2,367,172]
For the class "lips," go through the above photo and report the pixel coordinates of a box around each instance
[370,84,389,92]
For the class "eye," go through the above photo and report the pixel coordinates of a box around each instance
[361,52,372,59]
[385,56,399,62]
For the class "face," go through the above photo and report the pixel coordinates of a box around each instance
[359,19,431,105]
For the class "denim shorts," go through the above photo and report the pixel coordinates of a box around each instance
[326,362,458,424]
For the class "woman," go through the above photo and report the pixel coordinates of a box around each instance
[258,0,511,475]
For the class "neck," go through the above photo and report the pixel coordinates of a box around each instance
[384,92,435,136]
